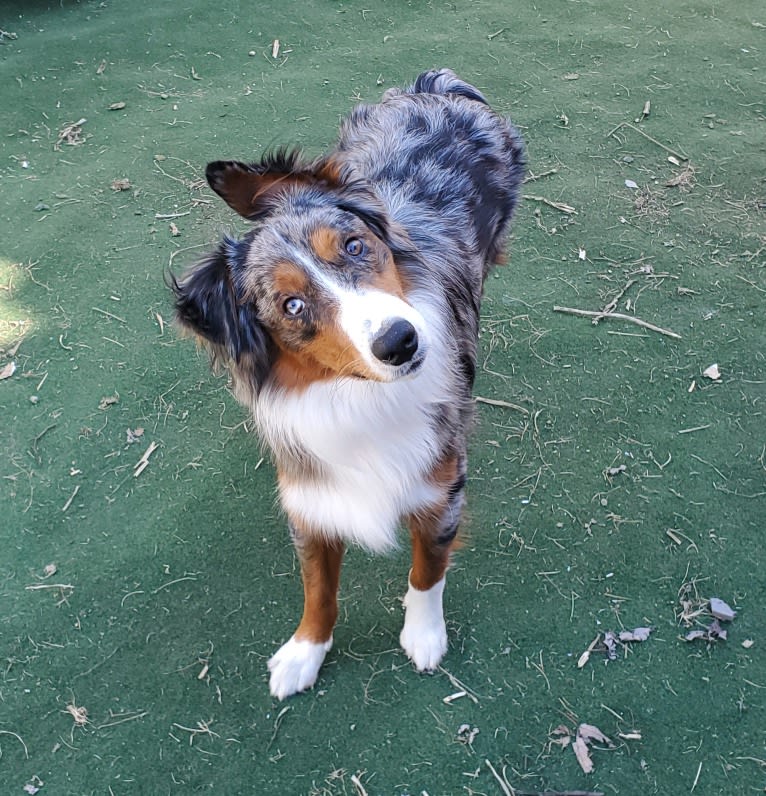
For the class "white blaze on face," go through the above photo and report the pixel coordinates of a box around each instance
[287,243,428,381]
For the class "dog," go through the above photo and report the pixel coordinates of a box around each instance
[171,69,524,700]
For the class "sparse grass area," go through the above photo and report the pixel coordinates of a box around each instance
[1,1,764,794]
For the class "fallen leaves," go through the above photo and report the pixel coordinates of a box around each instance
[0,361,16,380]
[578,627,653,667]
[55,118,87,150]
[98,393,119,410]
[678,583,738,645]
[573,723,614,774]
[550,723,616,774]
[709,596,737,622]
[126,427,145,444]
[618,627,652,643]
[683,620,728,643]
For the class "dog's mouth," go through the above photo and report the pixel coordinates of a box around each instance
[348,349,426,383]
[399,351,425,377]
[376,347,427,382]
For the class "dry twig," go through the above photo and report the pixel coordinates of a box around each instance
[553,306,681,339]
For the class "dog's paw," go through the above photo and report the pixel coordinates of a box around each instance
[399,577,448,671]
[267,635,332,700]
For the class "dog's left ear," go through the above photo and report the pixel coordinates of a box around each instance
[170,240,273,385]
[206,150,341,221]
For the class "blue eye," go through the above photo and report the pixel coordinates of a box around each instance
[345,237,364,257]
[283,297,305,316]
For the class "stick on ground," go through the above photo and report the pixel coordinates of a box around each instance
[553,306,681,339]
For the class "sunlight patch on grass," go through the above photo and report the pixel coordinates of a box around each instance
[0,257,35,346]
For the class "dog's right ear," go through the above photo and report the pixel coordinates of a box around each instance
[206,149,341,221]
[169,239,273,385]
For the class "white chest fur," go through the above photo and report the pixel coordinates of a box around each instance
[251,332,453,552]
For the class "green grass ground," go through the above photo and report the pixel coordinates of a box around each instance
[1,1,764,794]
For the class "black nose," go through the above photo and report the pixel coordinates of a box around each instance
[371,319,419,366]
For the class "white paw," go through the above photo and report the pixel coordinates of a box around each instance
[267,635,332,700]
[399,577,448,671]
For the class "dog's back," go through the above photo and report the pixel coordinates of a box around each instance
[335,68,525,278]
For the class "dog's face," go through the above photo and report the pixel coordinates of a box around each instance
[172,153,428,392]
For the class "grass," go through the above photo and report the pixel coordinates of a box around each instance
[0,1,764,794]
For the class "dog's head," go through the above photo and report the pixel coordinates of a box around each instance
[171,150,428,394]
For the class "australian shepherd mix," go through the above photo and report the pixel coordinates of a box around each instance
[171,69,524,699]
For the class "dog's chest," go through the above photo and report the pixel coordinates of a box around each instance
[251,373,448,550]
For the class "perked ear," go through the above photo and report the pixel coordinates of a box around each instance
[206,149,343,221]
[170,239,273,385]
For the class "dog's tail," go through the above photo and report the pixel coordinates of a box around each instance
[406,68,489,106]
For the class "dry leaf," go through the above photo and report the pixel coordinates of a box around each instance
[684,620,727,643]
[603,630,618,660]
[578,247,586,261]
[111,178,131,191]
[572,735,594,774]
[709,597,736,621]
[96,59,107,74]
[98,393,119,410]
[562,72,579,80]
[742,639,754,649]
[579,723,612,745]
[108,101,126,110]
[702,363,721,380]
[571,723,613,774]
[708,619,727,640]
[169,222,181,237]
[0,361,16,380]
[272,39,280,58]
[126,427,145,444]
[619,627,652,642]
[625,179,639,189]
[22,778,44,796]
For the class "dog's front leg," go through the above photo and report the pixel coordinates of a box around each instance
[268,524,344,700]
[400,465,464,671]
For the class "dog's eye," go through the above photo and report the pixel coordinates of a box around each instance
[283,297,306,317]
[345,237,364,257]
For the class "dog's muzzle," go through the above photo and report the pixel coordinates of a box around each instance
[371,319,419,367]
